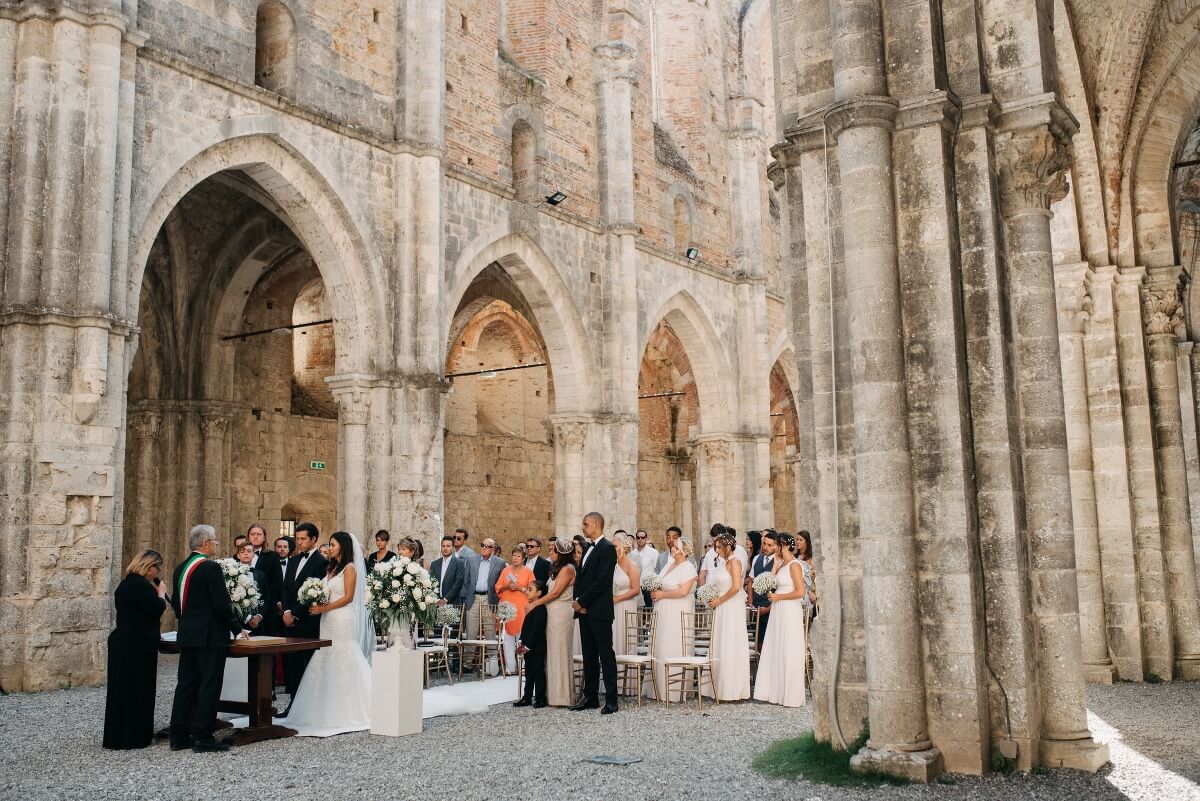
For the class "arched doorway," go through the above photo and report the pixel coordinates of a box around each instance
[768,358,800,532]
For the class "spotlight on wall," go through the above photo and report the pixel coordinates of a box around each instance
[685,246,699,261]
[545,191,567,206]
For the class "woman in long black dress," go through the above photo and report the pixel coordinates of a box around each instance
[103,549,168,749]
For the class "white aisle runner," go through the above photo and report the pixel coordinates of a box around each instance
[222,663,519,725]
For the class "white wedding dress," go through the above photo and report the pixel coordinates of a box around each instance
[279,541,374,737]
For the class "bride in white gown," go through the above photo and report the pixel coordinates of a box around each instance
[279,531,375,737]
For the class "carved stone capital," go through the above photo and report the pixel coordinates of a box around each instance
[894,91,960,134]
[996,127,1071,212]
[1054,264,1093,335]
[698,439,730,464]
[333,388,372,426]
[131,412,162,440]
[1142,284,1184,338]
[594,43,637,84]
[199,412,231,439]
[553,421,588,450]
[824,96,898,138]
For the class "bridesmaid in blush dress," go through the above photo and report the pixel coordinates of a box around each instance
[537,540,578,706]
[646,536,698,701]
[752,532,808,707]
[611,532,641,655]
[704,531,751,700]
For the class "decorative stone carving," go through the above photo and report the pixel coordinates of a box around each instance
[1056,275,1093,335]
[1142,284,1184,337]
[823,95,899,137]
[334,389,372,426]
[553,421,588,450]
[198,412,230,439]
[131,412,162,440]
[996,127,1071,211]
[699,439,730,464]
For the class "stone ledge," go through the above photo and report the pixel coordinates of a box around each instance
[850,745,943,783]
[823,96,899,137]
[1040,737,1110,772]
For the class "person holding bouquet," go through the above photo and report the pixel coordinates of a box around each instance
[611,532,641,655]
[703,531,751,700]
[514,580,549,708]
[646,536,697,701]
[280,522,327,702]
[496,544,534,674]
[753,532,808,707]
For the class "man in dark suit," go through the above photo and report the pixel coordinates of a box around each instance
[431,534,465,607]
[749,530,778,650]
[247,524,283,633]
[280,522,327,701]
[572,512,618,714]
[169,524,246,752]
[525,537,551,583]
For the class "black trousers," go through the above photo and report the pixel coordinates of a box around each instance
[522,650,547,703]
[757,610,770,651]
[283,649,315,697]
[170,646,227,742]
[579,614,618,704]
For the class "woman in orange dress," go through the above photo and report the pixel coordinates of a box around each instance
[496,544,534,674]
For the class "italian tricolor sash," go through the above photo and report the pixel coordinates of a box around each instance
[177,554,207,613]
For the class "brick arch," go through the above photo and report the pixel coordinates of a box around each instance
[128,130,384,373]
[1121,13,1200,269]
[445,231,595,413]
[640,320,702,446]
[769,357,799,450]
[639,289,735,434]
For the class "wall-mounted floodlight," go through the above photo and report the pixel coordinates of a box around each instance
[545,191,567,206]
[685,246,699,261]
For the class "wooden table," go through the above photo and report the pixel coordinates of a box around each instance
[159,636,331,744]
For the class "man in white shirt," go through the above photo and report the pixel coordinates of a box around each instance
[632,529,658,605]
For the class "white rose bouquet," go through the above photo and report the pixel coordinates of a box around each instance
[640,571,663,593]
[495,600,518,624]
[752,571,778,596]
[217,558,262,619]
[434,604,461,629]
[696,583,721,605]
[297,576,328,607]
[365,555,440,631]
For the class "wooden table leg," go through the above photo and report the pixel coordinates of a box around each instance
[230,654,296,745]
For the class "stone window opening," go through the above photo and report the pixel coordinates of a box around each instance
[255,1,297,94]
[511,119,538,203]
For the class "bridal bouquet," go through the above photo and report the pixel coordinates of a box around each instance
[297,576,328,607]
[217,558,262,619]
[696,583,721,605]
[365,555,440,632]
[752,571,779,596]
[495,601,518,623]
[640,571,663,593]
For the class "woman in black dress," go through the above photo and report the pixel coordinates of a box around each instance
[103,549,168,749]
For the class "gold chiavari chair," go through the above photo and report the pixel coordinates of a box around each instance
[615,608,657,704]
[660,609,717,709]
[459,602,505,680]
[745,607,761,680]
[417,618,454,687]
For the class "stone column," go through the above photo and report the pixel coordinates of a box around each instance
[1053,263,1116,682]
[1142,269,1200,679]
[552,418,589,539]
[129,410,162,555]
[332,386,371,539]
[826,1,937,778]
[1188,345,1200,581]
[199,409,231,545]
[693,438,730,531]
[995,122,1108,770]
[1082,265,1144,680]
[1114,267,1173,678]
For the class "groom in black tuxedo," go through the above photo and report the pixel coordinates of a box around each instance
[572,512,619,714]
[169,524,247,752]
[280,522,327,703]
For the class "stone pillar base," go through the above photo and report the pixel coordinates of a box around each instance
[850,746,943,783]
[1040,737,1110,772]
[1083,661,1118,684]
[1174,654,1200,680]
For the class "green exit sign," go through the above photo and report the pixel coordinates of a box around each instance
[309,461,326,470]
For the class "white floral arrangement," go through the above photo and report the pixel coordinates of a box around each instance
[640,571,663,592]
[365,555,440,631]
[435,604,461,629]
[495,600,518,623]
[696,583,721,605]
[217,558,262,619]
[297,576,328,607]
[751,571,779,596]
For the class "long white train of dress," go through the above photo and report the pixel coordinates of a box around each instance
[278,570,373,736]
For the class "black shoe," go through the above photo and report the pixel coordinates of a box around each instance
[513,698,532,707]
[601,702,619,715]
[191,739,232,753]
[569,696,599,711]
[532,700,548,709]
[169,739,193,752]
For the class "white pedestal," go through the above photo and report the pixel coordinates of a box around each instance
[220,658,247,703]
[370,648,423,737]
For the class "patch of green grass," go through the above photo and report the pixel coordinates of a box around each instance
[751,731,908,787]
[1146,672,1164,684]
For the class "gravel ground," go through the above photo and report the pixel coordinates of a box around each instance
[1,658,1197,801]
